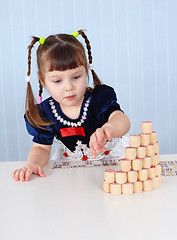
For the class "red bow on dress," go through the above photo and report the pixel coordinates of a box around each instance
[60,127,85,137]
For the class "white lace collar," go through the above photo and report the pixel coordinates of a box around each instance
[49,97,90,127]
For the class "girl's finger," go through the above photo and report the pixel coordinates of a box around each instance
[25,169,33,181]
[89,137,97,158]
[37,166,45,178]
[95,146,106,153]
[90,133,98,150]
[95,129,109,149]
[103,127,112,141]
[95,128,104,142]
[89,143,97,159]
[19,168,27,182]
[14,169,21,181]
[13,170,18,180]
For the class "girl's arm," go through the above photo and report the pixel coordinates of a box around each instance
[89,110,131,158]
[13,143,52,182]
[102,110,131,138]
[27,143,52,166]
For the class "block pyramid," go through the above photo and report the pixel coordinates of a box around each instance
[103,121,162,195]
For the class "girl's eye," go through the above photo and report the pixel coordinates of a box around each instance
[54,80,61,83]
[73,75,80,80]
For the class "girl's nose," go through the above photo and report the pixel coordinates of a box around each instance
[64,80,73,91]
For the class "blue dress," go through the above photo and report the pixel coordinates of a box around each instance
[25,84,123,154]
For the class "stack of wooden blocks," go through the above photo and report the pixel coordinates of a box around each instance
[103,121,162,195]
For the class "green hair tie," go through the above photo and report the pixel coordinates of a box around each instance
[71,31,79,38]
[38,37,45,45]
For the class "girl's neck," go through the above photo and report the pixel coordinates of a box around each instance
[59,96,84,119]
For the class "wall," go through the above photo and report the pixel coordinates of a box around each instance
[0,0,177,161]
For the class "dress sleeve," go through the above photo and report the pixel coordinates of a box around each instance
[24,114,55,145]
[92,84,123,125]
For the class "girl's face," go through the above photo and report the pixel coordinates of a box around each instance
[42,65,87,110]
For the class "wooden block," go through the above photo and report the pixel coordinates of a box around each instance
[133,181,143,193]
[136,146,146,158]
[129,135,141,147]
[154,141,159,154]
[120,159,131,172]
[141,121,153,134]
[138,169,148,181]
[104,169,115,183]
[122,183,133,195]
[103,181,110,193]
[140,133,150,146]
[148,166,156,179]
[155,163,161,176]
[150,131,157,144]
[116,171,127,184]
[146,144,155,157]
[151,153,159,166]
[142,156,151,169]
[157,175,162,185]
[132,158,143,171]
[127,170,138,183]
[110,183,122,195]
[143,178,153,191]
[125,147,136,160]
[152,177,159,188]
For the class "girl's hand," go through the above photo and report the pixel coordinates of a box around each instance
[89,126,113,158]
[13,163,45,182]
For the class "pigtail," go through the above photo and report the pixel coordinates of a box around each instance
[78,30,102,87]
[25,36,49,128]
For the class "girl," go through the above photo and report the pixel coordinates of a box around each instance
[13,30,130,182]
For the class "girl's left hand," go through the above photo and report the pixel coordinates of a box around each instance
[89,126,113,158]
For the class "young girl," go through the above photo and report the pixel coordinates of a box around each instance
[13,30,130,182]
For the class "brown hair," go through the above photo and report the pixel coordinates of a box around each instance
[25,30,102,128]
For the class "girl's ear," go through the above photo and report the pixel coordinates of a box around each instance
[37,72,46,87]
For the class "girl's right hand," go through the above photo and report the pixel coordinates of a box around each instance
[13,163,45,182]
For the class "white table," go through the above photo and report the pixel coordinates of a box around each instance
[0,154,177,240]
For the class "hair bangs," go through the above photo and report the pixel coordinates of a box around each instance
[47,44,86,72]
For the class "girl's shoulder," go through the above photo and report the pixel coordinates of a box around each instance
[38,96,53,112]
[89,84,121,123]
[36,96,55,121]
[91,84,117,100]
[93,84,115,92]
[40,96,53,105]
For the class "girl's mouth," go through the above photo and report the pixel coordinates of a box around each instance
[65,95,75,100]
